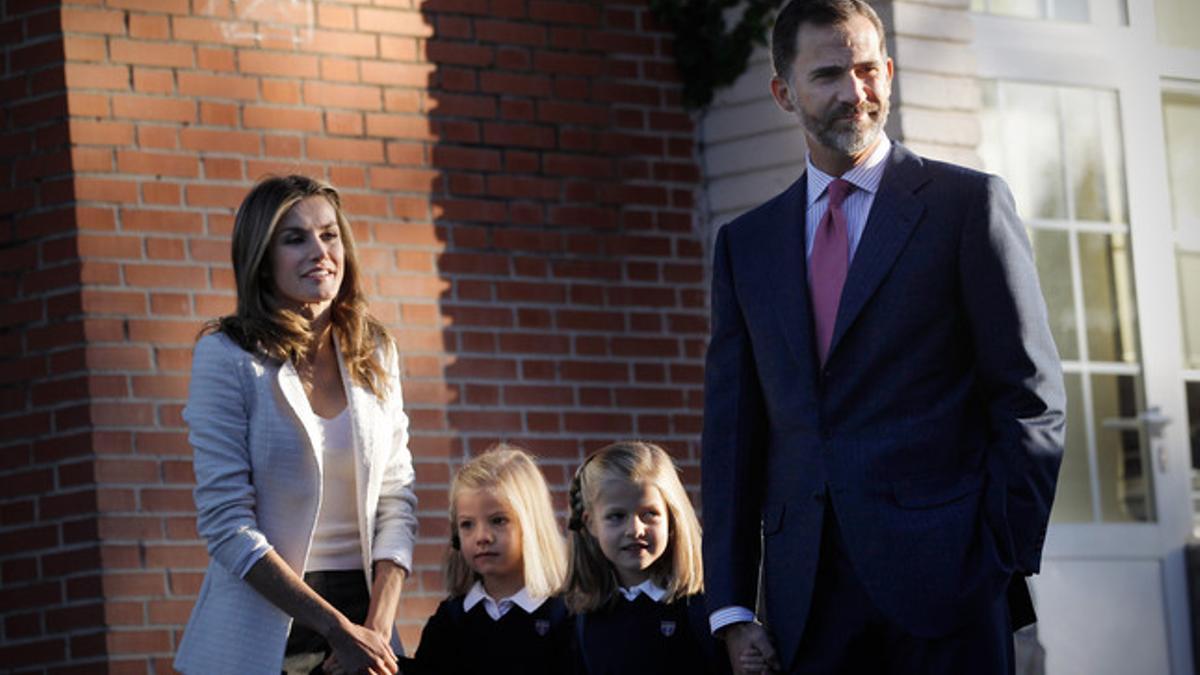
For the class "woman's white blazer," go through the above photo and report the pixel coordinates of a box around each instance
[173,332,418,675]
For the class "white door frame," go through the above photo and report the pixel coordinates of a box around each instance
[973,4,1197,673]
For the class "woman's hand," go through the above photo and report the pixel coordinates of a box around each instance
[326,562,405,673]
[324,620,397,675]
[243,552,396,674]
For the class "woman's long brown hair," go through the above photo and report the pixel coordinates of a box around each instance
[205,175,391,399]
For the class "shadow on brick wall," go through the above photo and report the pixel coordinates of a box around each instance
[401,0,709,649]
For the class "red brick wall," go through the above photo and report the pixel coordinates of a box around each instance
[0,1,106,671]
[0,1,706,672]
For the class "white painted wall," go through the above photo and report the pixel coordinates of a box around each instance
[699,48,806,231]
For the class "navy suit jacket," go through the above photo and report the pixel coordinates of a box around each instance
[701,143,1066,669]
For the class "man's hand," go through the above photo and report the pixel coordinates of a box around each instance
[722,621,781,675]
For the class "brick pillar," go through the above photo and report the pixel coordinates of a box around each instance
[0,1,111,671]
[405,0,707,645]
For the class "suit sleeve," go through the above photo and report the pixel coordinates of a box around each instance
[183,333,274,579]
[959,174,1067,575]
[372,339,419,574]
[701,224,769,614]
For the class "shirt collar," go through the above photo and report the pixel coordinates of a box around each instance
[462,581,546,619]
[618,579,667,603]
[805,133,892,208]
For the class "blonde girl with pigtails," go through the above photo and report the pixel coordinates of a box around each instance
[564,441,731,675]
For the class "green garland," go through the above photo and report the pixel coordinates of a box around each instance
[650,0,785,110]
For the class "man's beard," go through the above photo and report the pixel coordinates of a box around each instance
[804,99,889,156]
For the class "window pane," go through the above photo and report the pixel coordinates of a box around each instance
[1187,382,1200,534]
[1094,374,1153,522]
[1062,88,1127,223]
[1051,372,1093,522]
[1079,232,1139,363]
[1178,253,1200,369]
[979,81,1004,176]
[973,0,1126,22]
[983,82,1067,220]
[1032,229,1080,360]
[990,0,1043,19]
[1162,93,1200,237]
[1052,0,1089,21]
[1156,0,1200,49]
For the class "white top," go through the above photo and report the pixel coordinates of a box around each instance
[462,581,546,621]
[306,406,363,571]
[618,579,667,603]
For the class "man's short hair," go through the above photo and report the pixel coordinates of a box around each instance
[771,0,888,80]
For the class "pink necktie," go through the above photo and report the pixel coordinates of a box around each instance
[809,178,853,364]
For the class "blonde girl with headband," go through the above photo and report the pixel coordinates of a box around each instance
[407,445,571,675]
[564,441,730,675]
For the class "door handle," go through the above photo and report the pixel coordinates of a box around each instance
[1101,406,1171,435]
[1101,406,1172,472]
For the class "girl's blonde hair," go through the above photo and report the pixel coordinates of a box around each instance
[563,441,703,613]
[445,445,567,598]
[204,175,391,399]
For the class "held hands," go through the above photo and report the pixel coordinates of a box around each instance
[723,621,781,675]
[326,561,407,674]
[322,620,397,675]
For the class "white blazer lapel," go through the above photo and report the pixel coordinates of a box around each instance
[333,334,383,580]
[276,359,323,474]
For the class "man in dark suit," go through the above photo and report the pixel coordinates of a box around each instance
[700,1,1066,673]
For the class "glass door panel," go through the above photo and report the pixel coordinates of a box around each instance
[1093,373,1152,522]
[1033,229,1079,361]
[1078,232,1139,364]
[981,79,1153,524]
[1054,372,1092,522]
[1179,253,1200,368]
[981,0,1046,19]
[1161,90,1200,534]
[970,0,1125,23]
[981,82,1067,220]
[1187,381,1200,520]
[1156,0,1200,50]
[1163,93,1200,242]
[1061,88,1126,224]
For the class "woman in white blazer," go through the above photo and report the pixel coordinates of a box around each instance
[174,175,417,675]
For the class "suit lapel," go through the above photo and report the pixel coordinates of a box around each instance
[827,145,928,360]
[758,177,820,368]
